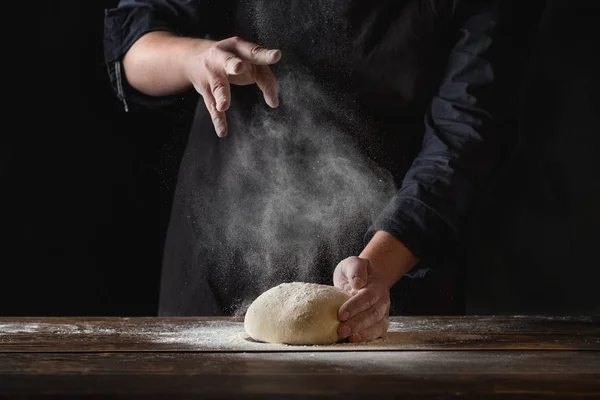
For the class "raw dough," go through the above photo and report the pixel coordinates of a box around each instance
[244,282,350,345]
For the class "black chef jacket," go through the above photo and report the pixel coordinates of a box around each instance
[104,0,529,316]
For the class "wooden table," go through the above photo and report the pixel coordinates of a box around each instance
[1,316,599,399]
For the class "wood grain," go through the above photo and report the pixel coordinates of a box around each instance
[0,351,599,399]
[1,316,599,353]
[1,316,599,398]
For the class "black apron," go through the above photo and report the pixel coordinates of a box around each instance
[158,0,463,316]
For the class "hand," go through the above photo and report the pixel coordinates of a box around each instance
[333,256,391,343]
[183,36,281,137]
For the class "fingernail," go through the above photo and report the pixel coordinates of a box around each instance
[340,326,351,337]
[268,50,281,60]
[350,333,361,342]
[340,312,349,321]
[265,94,278,109]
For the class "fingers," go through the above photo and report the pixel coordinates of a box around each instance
[252,65,279,108]
[210,73,232,113]
[190,37,282,136]
[338,283,382,321]
[210,48,247,76]
[221,36,281,65]
[198,82,227,137]
[339,297,390,337]
[218,40,279,108]
[348,314,390,343]
[338,298,390,342]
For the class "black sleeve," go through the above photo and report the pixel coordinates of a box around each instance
[103,0,234,111]
[371,1,529,260]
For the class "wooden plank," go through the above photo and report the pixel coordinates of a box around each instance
[0,351,599,399]
[1,316,599,353]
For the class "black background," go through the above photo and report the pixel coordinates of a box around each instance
[1,0,599,316]
[1,1,187,316]
[465,0,600,314]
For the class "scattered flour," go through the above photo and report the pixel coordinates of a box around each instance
[139,320,492,351]
[2,316,597,351]
[0,323,117,335]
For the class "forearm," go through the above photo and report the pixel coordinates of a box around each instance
[359,231,419,289]
[122,31,213,97]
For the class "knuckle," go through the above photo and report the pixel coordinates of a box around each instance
[201,55,213,70]
[206,46,220,58]
[230,35,242,43]
[224,54,237,66]
[210,79,227,93]
[202,98,219,116]
[250,44,266,58]
[204,101,217,114]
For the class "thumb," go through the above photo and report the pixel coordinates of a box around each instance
[342,256,369,291]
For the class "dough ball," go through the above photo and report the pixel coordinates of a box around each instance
[244,282,350,345]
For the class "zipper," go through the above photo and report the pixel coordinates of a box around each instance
[114,61,129,112]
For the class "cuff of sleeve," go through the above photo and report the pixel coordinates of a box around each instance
[368,186,457,259]
[103,7,191,110]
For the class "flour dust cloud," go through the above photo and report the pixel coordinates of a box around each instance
[192,71,396,316]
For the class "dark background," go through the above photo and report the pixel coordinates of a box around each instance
[465,0,600,314]
[1,0,599,316]
[1,0,188,316]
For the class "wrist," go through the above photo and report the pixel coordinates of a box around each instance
[359,231,418,289]
[123,31,215,96]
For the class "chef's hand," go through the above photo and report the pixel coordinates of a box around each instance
[333,256,390,343]
[124,32,281,138]
[183,36,281,137]
[334,231,419,343]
